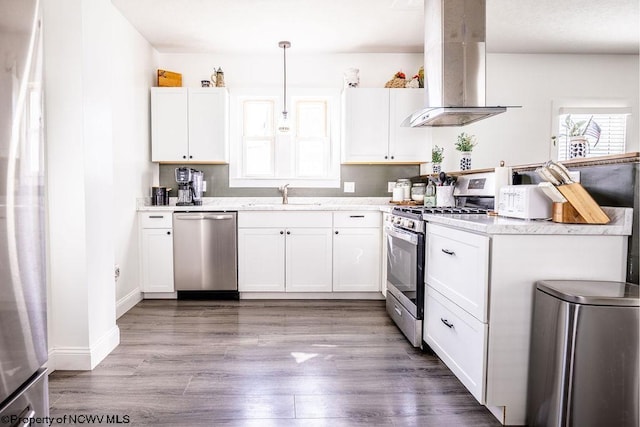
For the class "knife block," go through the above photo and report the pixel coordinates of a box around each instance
[552,202,587,223]
[553,183,610,224]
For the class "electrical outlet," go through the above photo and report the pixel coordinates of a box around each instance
[114,265,120,281]
[387,182,396,192]
[344,182,355,193]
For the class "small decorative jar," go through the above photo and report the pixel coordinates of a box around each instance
[432,163,442,174]
[459,151,472,171]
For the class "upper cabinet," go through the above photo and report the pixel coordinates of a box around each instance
[151,87,229,163]
[342,88,430,163]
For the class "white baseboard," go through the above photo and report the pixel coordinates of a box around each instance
[240,292,385,300]
[116,287,143,318]
[48,325,120,371]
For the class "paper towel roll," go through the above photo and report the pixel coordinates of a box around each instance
[494,165,512,209]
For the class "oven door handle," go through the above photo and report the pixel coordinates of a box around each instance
[385,225,419,246]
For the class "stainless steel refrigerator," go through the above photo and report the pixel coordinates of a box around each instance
[0,0,49,424]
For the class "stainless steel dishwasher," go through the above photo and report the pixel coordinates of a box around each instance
[173,211,238,299]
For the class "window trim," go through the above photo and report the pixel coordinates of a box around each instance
[229,88,341,188]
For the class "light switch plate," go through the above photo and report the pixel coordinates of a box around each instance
[344,182,355,193]
[387,182,396,192]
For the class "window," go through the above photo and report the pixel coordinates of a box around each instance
[229,89,340,188]
[555,107,630,161]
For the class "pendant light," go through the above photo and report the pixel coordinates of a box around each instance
[277,41,291,134]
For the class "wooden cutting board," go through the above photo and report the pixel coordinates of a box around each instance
[556,183,610,224]
[157,69,182,87]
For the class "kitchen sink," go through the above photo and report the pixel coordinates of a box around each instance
[242,202,322,207]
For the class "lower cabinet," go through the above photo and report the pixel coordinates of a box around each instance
[139,212,174,293]
[237,228,286,292]
[424,286,487,403]
[333,227,381,292]
[237,227,333,292]
[237,211,381,293]
[286,228,333,292]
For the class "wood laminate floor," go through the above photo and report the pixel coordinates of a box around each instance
[49,300,502,426]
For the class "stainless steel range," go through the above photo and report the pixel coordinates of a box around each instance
[385,172,500,347]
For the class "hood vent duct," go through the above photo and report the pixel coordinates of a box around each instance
[404,0,512,127]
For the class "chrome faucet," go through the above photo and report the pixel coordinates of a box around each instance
[279,184,290,204]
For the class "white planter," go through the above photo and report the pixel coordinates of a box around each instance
[459,151,472,171]
[569,136,589,158]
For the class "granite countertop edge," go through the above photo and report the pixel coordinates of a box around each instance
[137,198,632,236]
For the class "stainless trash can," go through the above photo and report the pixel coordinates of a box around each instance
[527,280,639,427]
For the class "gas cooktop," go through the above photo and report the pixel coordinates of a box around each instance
[392,205,488,218]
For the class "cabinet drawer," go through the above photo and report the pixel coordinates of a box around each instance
[139,212,173,228]
[333,211,381,228]
[426,223,489,322]
[424,286,487,403]
[238,211,332,228]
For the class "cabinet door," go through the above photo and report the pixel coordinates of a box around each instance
[151,88,188,162]
[188,88,229,162]
[333,228,381,292]
[342,88,390,162]
[140,228,175,293]
[286,228,333,292]
[238,228,285,292]
[388,89,430,162]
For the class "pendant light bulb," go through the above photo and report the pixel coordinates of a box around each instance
[278,41,291,134]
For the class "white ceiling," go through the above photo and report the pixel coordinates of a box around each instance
[111,0,639,55]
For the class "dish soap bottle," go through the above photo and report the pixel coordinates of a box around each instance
[424,180,436,207]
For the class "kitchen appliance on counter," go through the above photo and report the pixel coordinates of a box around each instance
[0,0,50,422]
[175,167,205,206]
[497,185,552,220]
[173,211,238,299]
[385,171,497,347]
[151,186,171,206]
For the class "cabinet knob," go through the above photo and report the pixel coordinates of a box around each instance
[335,231,339,235]
[286,231,291,235]
[384,155,388,159]
[280,231,284,235]
[390,156,394,159]
[182,155,187,159]
[189,155,193,159]
[166,231,171,235]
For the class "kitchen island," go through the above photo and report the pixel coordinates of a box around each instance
[421,206,632,425]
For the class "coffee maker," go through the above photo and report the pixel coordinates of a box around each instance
[175,167,205,206]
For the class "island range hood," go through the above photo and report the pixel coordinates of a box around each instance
[405,0,511,127]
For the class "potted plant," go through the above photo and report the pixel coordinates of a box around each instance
[454,132,476,170]
[431,145,444,173]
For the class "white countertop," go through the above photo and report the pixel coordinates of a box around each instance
[137,198,632,236]
[137,197,394,212]
[424,206,633,235]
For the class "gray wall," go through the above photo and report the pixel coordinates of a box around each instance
[159,164,420,198]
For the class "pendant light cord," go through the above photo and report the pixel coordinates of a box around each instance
[279,41,291,118]
[283,45,287,116]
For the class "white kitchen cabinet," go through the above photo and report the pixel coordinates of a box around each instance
[286,228,333,292]
[237,228,285,292]
[423,222,629,425]
[151,87,228,163]
[237,212,333,293]
[332,212,382,292]
[342,88,429,163]
[138,212,174,293]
